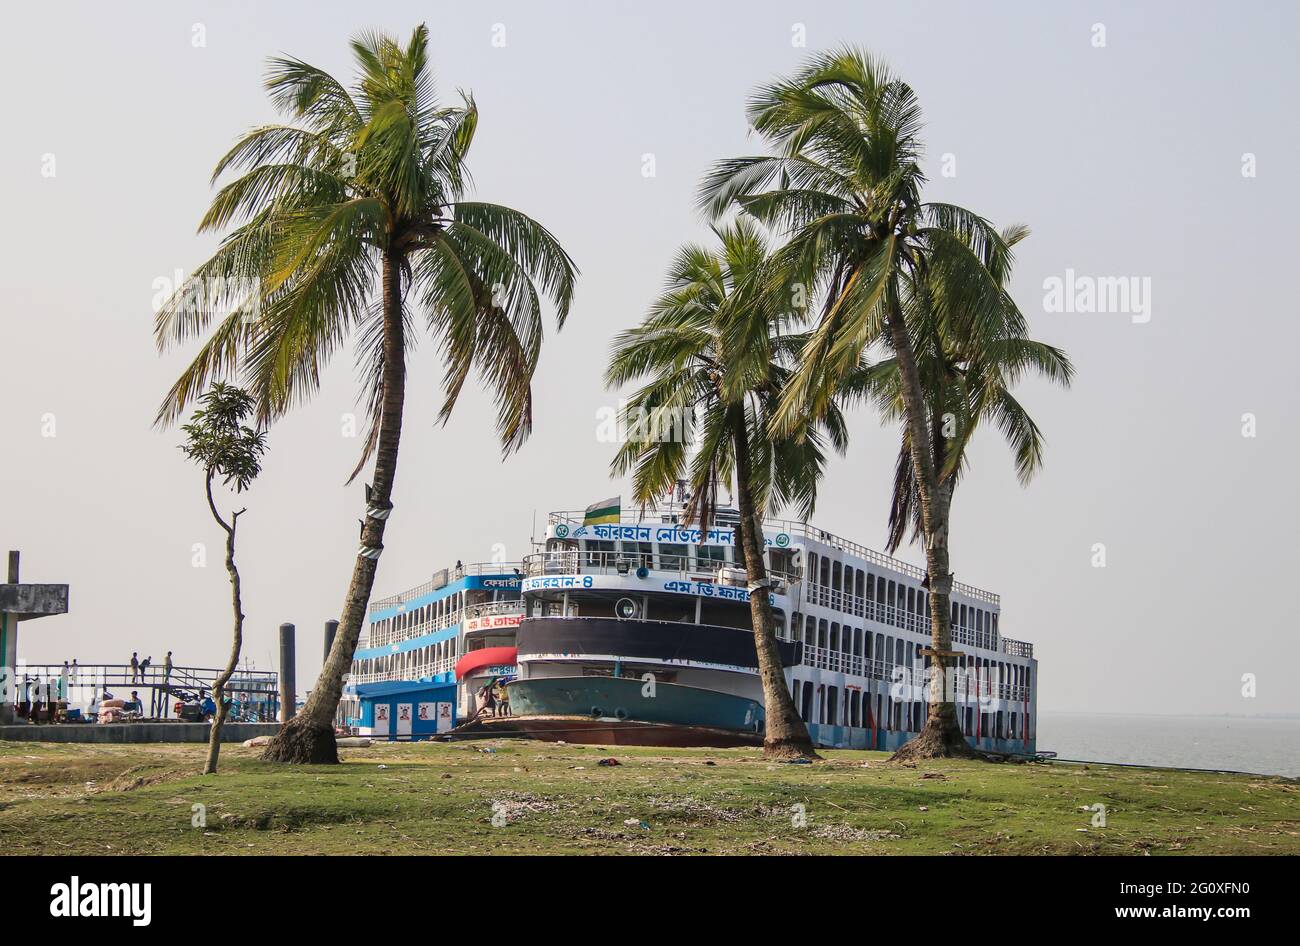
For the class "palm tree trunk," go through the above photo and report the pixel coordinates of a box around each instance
[263,247,407,764]
[731,413,819,760]
[202,472,244,775]
[881,301,976,761]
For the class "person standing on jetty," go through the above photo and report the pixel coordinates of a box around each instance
[129,652,140,683]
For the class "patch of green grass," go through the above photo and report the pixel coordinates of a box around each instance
[0,740,1295,854]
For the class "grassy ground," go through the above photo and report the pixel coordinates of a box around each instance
[0,739,1295,855]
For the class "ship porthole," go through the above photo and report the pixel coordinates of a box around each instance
[614,707,628,720]
[589,706,603,718]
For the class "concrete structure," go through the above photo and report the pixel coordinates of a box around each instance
[1,551,70,724]
[0,721,280,743]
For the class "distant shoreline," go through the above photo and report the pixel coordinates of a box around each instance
[1040,710,1300,721]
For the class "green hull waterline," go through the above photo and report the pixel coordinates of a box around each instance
[509,676,764,734]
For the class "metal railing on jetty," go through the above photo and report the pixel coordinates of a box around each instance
[8,663,280,722]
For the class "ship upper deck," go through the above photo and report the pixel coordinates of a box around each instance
[542,507,999,606]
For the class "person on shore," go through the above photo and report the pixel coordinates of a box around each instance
[139,655,151,680]
[163,651,173,684]
[479,682,497,718]
[496,682,511,717]
[127,691,142,715]
[129,652,139,683]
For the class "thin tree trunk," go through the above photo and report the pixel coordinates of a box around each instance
[263,246,407,764]
[881,298,976,761]
[203,472,244,775]
[731,412,819,760]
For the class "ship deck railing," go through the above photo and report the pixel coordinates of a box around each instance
[348,655,457,687]
[522,549,798,591]
[523,551,1032,660]
[363,599,528,651]
[370,561,524,611]
[545,508,998,605]
[466,600,527,619]
[797,648,1030,696]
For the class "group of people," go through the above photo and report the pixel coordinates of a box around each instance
[128,651,173,685]
[478,679,511,717]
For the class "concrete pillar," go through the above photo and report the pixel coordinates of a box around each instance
[279,623,296,723]
[0,553,18,724]
[324,619,338,664]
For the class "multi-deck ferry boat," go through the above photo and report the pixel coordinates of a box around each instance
[343,504,1037,754]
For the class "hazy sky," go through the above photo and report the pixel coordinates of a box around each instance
[2,1,1296,716]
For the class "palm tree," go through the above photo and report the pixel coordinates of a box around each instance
[606,220,847,759]
[701,48,1035,759]
[856,226,1074,555]
[154,25,576,763]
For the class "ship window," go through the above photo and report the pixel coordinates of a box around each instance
[790,611,801,642]
[700,599,748,629]
[906,587,915,616]
[658,543,689,571]
[770,547,796,577]
[807,553,819,585]
[647,597,693,623]
[831,560,842,591]
[695,545,727,571]
[819,557,830,587]
[817,619,828,649]
[805,615,815,645]
[829,622,840,652]
[853,628,862,657]
[619,542,653,570]
[584,540,614,567]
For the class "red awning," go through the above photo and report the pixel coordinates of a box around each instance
[454,646,518,681]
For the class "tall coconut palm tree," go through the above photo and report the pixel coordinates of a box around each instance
[606,220,846,759]
[857,226,1074,554]
[154,25,576,763]
[702,48,1032,759]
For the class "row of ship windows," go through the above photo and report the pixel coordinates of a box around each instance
[350,638,460,684]
[582,541,1000,650]
[791,680,1029,740]
[803,551,998,644]
[784,612,1002,663]
[367,590,522,648]
[792,623,1032,699]
[581,541,730,572]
